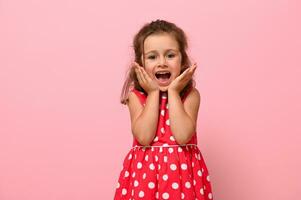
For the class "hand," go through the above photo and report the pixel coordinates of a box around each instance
[168,63,197,93]
[133,62,160,94]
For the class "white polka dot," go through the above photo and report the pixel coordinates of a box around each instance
[137,162,142,169]
[178,147,183,152]
[132,189,134,196]
[132,172,135,178]
[163,143,169,147]
[185,181,191,188]
[162,174,168,181]
[155,155,158,162]
[193,179,196,185]
[181,163,187,170]
[197,170,202,176]
[202,168,204,172]
[143,173,146,179]
[170,136,175,141]
[124,171,129,177]
[207,175,210,182]
[161,110,165,116]
[134,180,139,187]
[161,127,165,134]
[158,164,161,170]
[153,136,158,142]
[172,182,179,189]
[165,119,170,126]
[128,154,132,159]
[138,191,144,198]
[162,93,167,99]
[192,162,195,167]
[168,148,174,153]
[122,188,127,195]
[181,193,185,199]
[156,192,159,199]
[162,192,169,199]
[159,147,163,152]
[166,103,169,109]
[116,182,120,188]
[170,164,177,171]
[145,155,149,161]
[200,188,204,195]
[148,182,155,189]
[149,163,155,170]
[164,156,168,162]
[208,193,213,199]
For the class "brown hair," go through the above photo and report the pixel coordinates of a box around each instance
[120,19,195,105]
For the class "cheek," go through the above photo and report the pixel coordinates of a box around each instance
[144,66,154,77]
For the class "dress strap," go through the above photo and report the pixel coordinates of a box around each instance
[130,88,147,106]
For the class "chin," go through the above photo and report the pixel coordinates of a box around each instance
[159,86,169,92]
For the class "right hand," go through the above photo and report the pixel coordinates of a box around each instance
[133,62,159,94]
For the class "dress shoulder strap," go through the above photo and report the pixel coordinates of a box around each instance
[130,88,147,106]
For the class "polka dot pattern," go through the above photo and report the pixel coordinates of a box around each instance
[114,89,213,199]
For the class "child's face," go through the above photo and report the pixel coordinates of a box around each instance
[142,33,182,91]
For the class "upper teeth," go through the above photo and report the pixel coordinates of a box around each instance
[156,71,169,74]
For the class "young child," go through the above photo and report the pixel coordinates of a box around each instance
[114,19,213,200]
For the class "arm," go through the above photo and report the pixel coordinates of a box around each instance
[127,90,160,146]
[168,87,201,145]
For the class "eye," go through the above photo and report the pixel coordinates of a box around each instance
[167,54,175,58]
[147,55,156,60]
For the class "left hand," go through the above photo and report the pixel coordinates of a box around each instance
[168,63,197,93]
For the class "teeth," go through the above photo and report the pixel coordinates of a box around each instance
[156,71,170,74]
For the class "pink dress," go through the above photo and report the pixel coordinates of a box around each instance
[114,88,213,200]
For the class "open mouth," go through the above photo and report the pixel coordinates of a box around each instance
[155,71,171,82]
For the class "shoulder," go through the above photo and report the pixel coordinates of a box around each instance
[183,87,201,121]
[127,90,144,124]
[184,87,201,106]
[127,90,144,107]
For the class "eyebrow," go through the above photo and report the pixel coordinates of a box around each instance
[144,49,179,55]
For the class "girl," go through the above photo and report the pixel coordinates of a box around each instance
[114,19,213,200]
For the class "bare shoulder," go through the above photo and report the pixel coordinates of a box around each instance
[127,91,144,126]
[183,87,201,122]
[184,87,201,106]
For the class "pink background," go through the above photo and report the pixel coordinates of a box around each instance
[0,0,300,199]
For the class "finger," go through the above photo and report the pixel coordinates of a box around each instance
[133,62,143,71]
[140,67,152,82]
[190,65,197,75]
[139,66,147,82]
[178,67,190,80]
[133,62,146,86]
[179,66,195,83]
[135,67,143,84]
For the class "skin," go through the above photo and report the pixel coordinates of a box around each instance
[127,33,200,145]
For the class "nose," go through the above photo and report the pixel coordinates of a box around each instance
[158,55,167,67]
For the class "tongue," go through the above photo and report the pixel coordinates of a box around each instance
[157,74,170,80]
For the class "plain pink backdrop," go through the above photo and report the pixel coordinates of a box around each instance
[0,0,300,199]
